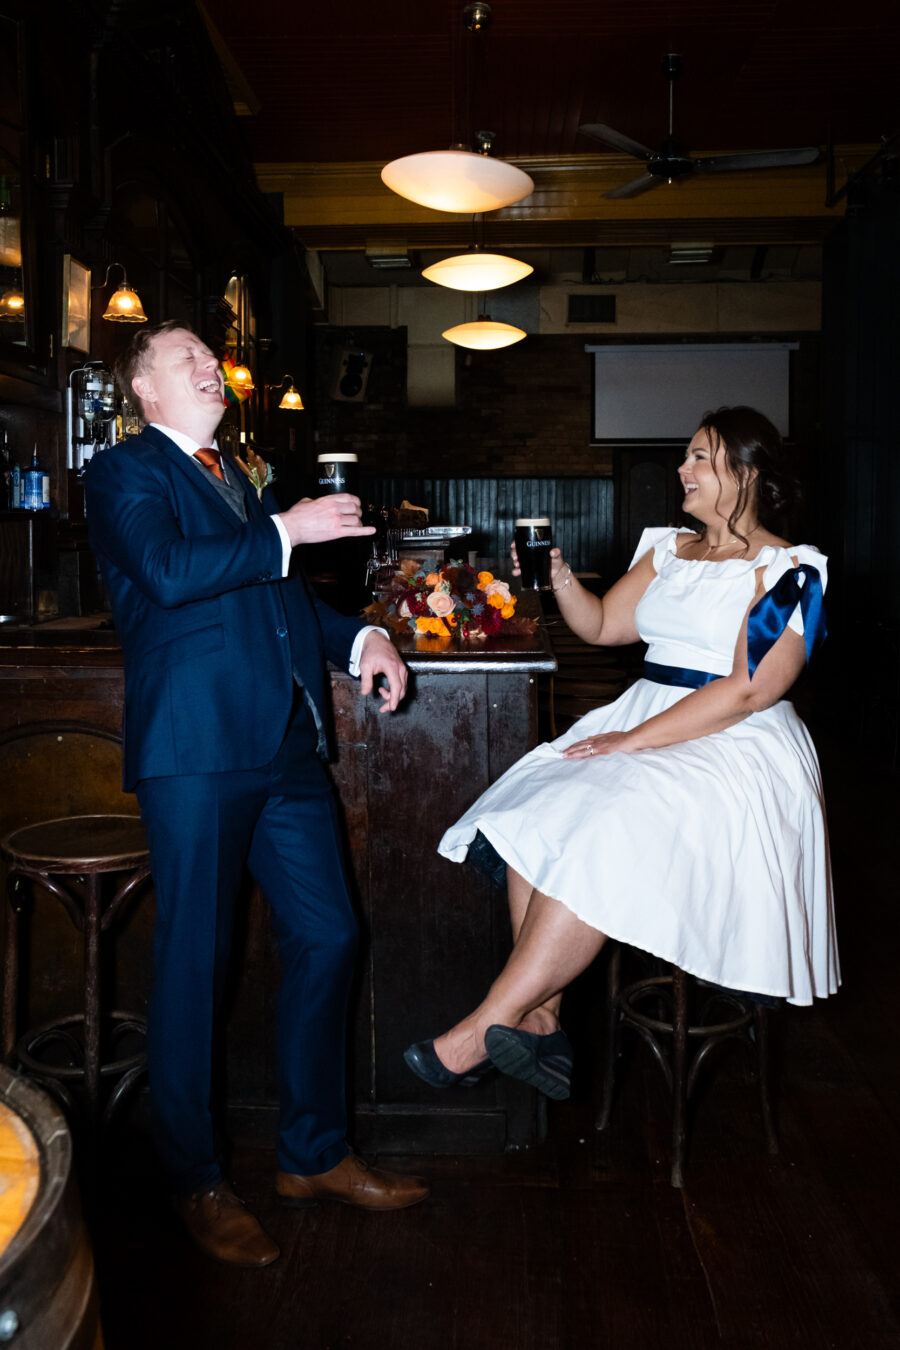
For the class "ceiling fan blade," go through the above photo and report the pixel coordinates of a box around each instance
[604,173,664,200]
[696,147,819,173]
[578,123,653,160]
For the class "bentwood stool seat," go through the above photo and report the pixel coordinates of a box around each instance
[595,942,779,1187]
[1,815,151,1132]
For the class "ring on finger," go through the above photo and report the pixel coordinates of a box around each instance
[588,743,594,755]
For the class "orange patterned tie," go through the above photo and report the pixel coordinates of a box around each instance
[194,447,224,482]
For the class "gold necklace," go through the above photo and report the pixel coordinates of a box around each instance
[698,525,760,559]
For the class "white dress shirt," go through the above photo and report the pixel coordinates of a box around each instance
[150,424,384,676]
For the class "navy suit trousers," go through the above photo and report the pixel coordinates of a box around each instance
[136,702,358,1193]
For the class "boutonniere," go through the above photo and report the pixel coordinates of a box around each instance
[234,446,275,500]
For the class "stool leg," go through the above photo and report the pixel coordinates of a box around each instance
[670,966,689,1188]
[83,874,102,1120]
[754,1004,779,1155]
[596,944,621,1132]
[2,874,21,1064]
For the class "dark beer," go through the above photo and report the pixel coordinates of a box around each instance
[316,453,359,497]
[515,517,553,590]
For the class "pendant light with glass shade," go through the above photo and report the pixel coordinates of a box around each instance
[423,245,532,293]
[442,315,526,350]
[381,5,533,214]
[382,139,533,214]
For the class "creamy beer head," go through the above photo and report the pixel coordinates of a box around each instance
[316,453,359,494]
[514,518,553,590]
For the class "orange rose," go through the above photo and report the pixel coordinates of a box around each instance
[477,571,494,587]
[425,572,441,587]
[501,602,516,619]
[487,593,506,609]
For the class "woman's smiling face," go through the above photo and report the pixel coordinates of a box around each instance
[678,428,746,526]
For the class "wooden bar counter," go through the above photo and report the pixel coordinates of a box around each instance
[0,609,556,1155]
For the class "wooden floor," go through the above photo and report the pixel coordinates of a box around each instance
[89,728,900,1350]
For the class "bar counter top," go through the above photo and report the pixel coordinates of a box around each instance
[0,597,557,674]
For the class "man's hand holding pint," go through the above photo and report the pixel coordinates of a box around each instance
[278,493,376,547]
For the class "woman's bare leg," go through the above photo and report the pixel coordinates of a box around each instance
[506,867,562,1035]
[433,886,607,1074]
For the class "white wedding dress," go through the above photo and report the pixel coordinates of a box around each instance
[438,527,839,1005]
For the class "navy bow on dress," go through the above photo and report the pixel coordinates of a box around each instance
[746,564,827,679]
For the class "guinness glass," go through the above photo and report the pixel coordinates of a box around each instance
[515,517,553,590]
[316,453,359,497]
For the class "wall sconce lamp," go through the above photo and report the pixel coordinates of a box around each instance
[96,262,148,323]
[270,375,304,410]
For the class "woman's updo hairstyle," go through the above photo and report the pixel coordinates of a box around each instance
[696,405,799,539]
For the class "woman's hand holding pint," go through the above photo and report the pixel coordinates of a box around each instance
[511,540,568,588]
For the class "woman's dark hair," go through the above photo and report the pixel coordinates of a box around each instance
[695,405,799,542]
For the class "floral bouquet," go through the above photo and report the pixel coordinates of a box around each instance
[363,560,538,642]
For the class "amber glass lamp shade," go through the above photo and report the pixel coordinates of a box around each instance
[0,287,25,320]
[229,363,254,392]
[278,383,304,410]
[103,283,148,323]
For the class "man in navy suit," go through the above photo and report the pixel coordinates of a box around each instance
[86,321,427,1268]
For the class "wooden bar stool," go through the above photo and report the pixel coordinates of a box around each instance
[595,943,779,1187]
[1,815,151,1132]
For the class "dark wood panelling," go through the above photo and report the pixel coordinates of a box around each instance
[360,473,614,576]
[820,176,900,770]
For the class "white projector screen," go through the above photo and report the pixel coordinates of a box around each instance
[588,343,796,442]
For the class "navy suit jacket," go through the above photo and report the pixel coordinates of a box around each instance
[85,425,365,791]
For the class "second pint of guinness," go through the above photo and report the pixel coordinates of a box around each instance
[515,517,553,590]
[316,452,359,496]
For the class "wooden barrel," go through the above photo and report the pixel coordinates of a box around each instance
[0,1067,102,1349]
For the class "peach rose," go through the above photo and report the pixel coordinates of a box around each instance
[398,598,411,618]
[427,591,455,617]
[483,579,512,603]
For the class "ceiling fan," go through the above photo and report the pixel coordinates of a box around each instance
[579,53,819,199]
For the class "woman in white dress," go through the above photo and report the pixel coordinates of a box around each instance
[405,406,838,1099]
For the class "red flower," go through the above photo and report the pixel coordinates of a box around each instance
[480,604,503,636]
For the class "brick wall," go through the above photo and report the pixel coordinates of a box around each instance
[313,328,611,479]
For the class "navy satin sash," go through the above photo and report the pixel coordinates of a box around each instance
[746,564,827,678]
[643,662,722,689]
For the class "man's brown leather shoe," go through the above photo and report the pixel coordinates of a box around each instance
[276,1153,429,1211]
[173,1180,280,1267]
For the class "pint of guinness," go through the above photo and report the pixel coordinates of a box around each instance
[316,453,359,496]
[515,517,553,591]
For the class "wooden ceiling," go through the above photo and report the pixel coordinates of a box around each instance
[200,0,897,250]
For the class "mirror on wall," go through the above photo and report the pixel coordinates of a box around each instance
[0,13,40,368]
[0,17,24,346]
